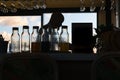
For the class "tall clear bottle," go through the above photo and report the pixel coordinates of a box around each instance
[21,26,30,53]
[31,26,41,53]
[50,27,59,52]
[59,25,69,52]
[11,27,20,53]
[41,28,50,52]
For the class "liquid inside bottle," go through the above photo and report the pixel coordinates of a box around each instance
[31,26,41,53]
[59,25,69,52]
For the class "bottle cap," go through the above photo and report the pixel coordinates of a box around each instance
[13,27,18,30]
[62,25,67,28]
[33,26,39,29]
[23,25,29,29]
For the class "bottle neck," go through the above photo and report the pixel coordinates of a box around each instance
[13,30,18,34]
[62,28,68,33]
[33,28,38,33]
[63,28,67,31]
[42,28,51,35]
[23,28,29,33]
[52,28,58,32]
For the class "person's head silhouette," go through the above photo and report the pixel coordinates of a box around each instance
[43,11,64,30]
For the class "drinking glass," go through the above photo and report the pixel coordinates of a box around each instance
[90,0,96,12]
[100,0,105,11]
[80,0,85,11]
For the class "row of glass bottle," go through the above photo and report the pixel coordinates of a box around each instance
[10,25,69,53]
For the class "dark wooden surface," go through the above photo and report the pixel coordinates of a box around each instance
[49,53,96,80]
[0,53,96,80]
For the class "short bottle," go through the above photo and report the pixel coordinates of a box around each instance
[21,25,30,53]
[50,27,59,52]
[11,27,20,53]
[31,26,41,53]
[59,25,69,52]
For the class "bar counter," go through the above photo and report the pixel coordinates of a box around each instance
[0,53,97,80]
[48,53,96,80]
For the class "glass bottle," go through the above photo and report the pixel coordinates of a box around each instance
[11,27,20,53]
[31,26,41,53]
[59,25,69,52]
[50,27,59,52]
[21,25,30,53]
[94,37,102,54]
[41,28,50,52]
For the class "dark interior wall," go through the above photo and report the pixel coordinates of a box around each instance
[57,60,93,80]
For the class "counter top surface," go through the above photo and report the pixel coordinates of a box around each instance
[48,53,96,61]
[0,52,97,61]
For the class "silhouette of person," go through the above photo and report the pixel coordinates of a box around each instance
[40,11,64,32]
[39,11,64,35]
[39,11,64,52]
